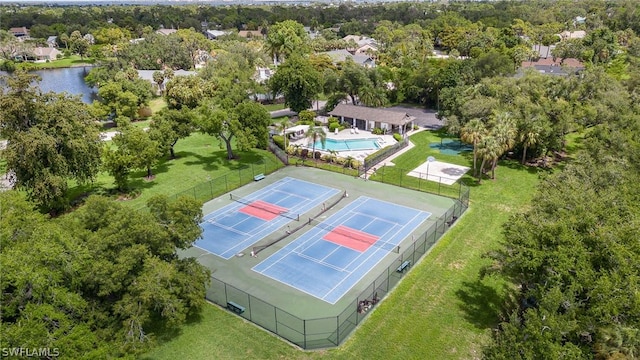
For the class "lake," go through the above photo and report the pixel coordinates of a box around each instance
[1,67,98,104]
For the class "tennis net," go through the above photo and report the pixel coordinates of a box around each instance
[230,194,300,221]
[307,218,400,253]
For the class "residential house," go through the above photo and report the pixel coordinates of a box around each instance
[534,44,556,59]
[46,36,58,48]
[519,57,585,77]
[205,30,229,40]
[322,49,375,68]
[342,35,378,54]
[33,47,62,61]
[9,27,29,39]
[558,30,586,41]
[254,67,273,84]
[329,104,415,133]
[156,29,177,36]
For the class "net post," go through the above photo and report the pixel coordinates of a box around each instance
[229,193,233,200]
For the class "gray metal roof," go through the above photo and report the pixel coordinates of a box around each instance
[329,104,415,125]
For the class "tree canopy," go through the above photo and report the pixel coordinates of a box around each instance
[483,70,640,359]
[0,192,210,357]
[0,70,102,213]
[269,54,321,113]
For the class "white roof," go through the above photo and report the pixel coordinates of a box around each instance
[284,125,309,134]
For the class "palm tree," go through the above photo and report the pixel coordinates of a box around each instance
[276,117,294,150]
[490,111,517,176]
[344,155,355,169]
[327,149,338,164]
[476,136,502,183]
[358,85,388,108]
[520,118,543,165]
[305,126,326,162]
[460,118,487,176]
[152,70,165,93]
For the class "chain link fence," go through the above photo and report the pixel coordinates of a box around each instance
[169,156,283,203]
[205,187,469,349]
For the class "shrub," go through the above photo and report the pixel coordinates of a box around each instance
[300,148,309,158]
[299,110,316,123]
[0,60,16,72]
[328,122,341,132]
[314,151,322,160]
[138,107,153,118]
[272,135,285,150]
[286,145,296,155]
[372,128,384,135]
[393,133,402,142]
[413,124,420,130]
[328,116,339,124]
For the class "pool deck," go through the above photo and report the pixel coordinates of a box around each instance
[291,128,397,162]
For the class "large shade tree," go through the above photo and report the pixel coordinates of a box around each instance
[0,192,210,357]
[270,54,321,113]
[265,20,309,65]
[197,100,270,160]
[149,108,195,159]
[0,70,102,213]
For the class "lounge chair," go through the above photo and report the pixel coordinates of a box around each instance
[354,128,359,134]
[335,128,339,135]
[350,128,355,134]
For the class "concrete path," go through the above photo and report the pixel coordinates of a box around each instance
[361,128,427,179]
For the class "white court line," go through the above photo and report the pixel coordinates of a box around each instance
[294,251,346,272]
[262,198,386,274]
[320,198,430,301]
[203,219,251,236]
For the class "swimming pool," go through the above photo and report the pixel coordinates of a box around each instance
[311,138,381,152]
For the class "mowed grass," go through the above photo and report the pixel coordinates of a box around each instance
[67,132,282,210]
[16,55,95,69]
[143,129,544,359]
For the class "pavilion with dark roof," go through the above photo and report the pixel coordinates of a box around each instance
[328,104,416,134]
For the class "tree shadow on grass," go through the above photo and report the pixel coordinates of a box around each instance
[180,149,269,172]
[144,309,205,348]
[501,159,552,175]
[127,159,174,191]
[455,279,511,330]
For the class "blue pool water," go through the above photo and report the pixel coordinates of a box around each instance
[312,138,381,151]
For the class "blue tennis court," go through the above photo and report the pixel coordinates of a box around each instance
[252,197,431,304]
[195,177,340,259]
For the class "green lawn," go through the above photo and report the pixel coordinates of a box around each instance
[131,119,152,130]
[142,129,545,359]
[16,55,95,70]
[67,133,282,211]
[148,97,167,114]
[263,103,287,112]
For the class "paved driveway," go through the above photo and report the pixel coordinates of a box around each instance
[386,105,443,130]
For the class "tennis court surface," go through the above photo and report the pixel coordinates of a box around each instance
[195,177,340,259]
[252,196,431,304]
